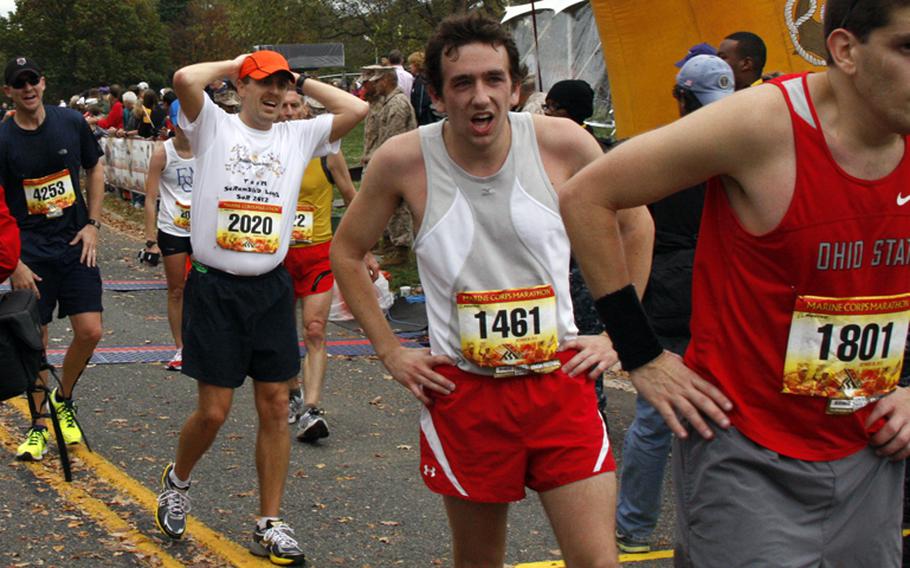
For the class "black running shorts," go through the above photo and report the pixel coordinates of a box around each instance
[157,229,192,257]
[181,263,300,387]
[30,245,103,325]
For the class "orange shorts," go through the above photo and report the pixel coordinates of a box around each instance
[419,351,615,503]
[283,240,333,298]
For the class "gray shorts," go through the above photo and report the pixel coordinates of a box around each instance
[672,425,903,568]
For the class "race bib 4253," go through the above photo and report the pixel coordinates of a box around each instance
[215,200,282,254]
[457,284,560,377]
[23,169,76,218]
[782,293,910,413]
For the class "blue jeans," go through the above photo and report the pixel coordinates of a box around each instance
[615,394,672,542]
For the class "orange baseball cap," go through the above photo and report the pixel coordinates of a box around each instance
[238,51,294,82]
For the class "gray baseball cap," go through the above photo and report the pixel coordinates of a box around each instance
[675,54,734,106]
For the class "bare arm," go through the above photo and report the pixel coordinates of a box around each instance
[143,143,165,251]
[70,162,105,267]
[173,55,247,124]
[326,150,356,206]
[558,88,789,439]
[327,149,379,279]
[300,78,368,143]
[331,137,454,404]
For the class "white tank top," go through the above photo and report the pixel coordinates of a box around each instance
[157,139,194,237]
[414,113,578,375]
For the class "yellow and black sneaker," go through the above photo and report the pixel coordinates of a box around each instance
[616,529,651,554]
[250,519,306,566]
[49,388,82,445]
[155,463,191,539]
[16,426,49,461]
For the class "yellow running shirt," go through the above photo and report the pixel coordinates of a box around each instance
[291,157,333,247]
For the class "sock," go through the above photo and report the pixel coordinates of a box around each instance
[54,390,71,403]
[257,516,281,530]
[168,467,190,490]
[31,424,47,432]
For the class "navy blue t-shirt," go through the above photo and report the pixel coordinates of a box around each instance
[0,105,103,262]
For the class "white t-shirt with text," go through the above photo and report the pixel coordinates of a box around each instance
[180,96,338,275]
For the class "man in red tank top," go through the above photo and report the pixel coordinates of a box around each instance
[563,1,910,566]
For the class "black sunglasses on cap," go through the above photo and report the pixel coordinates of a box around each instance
[10,74,39,89]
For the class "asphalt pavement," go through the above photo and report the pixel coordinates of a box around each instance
[0,207,677,567]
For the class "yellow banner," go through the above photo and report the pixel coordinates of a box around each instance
[590,0,827,137]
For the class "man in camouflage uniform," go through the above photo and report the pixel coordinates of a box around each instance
[360,65,417,265]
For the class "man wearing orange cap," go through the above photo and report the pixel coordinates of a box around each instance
[154,50,367,566]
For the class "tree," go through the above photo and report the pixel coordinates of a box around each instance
[0,0,171,101]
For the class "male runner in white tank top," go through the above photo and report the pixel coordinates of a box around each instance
[332,13,653,568]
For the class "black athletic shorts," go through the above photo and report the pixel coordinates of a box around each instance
[157,229,192,257]
[29,245,103,325]
[181,262,300,388]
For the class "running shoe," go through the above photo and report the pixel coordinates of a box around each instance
[155,463,191,539]
[616,530,651,554]
[295,407,329,442]
[250,519,306,566]
[16,426,49,461]
[166,349,182,371]
[288,389,305,424]
[49,388,82,445]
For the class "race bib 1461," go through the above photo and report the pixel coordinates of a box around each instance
[782,293,910,413]
[457,284,561,377]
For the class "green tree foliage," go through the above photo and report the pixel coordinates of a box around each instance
[0,0,509,100]
[0,0,171,101]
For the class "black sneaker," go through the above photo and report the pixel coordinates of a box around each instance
[155,463,191,539]
[295,407,329,443]
[250,519,306,566]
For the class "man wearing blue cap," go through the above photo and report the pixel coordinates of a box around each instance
[614,54,734,555]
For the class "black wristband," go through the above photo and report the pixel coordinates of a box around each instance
[295,75,307,95]
[594,285,663,372]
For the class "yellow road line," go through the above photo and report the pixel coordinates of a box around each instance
[516,548,675,567]
[8,397,266,568]
[0,416,184,568]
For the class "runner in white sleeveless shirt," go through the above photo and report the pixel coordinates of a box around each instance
[142,126,194,371]
[332,14,653,568]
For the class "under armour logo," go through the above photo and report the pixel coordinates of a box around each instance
[58,149,68,155]
[423,465,436,477]
[16,57,25,66]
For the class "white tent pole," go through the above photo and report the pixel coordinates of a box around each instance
[530,1,544,90]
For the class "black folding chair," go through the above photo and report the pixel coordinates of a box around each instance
[0,290,90,481]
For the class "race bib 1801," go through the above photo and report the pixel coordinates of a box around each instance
[456,284,561,377]
[215,200,281,254]
[782,293,910,414]
[23,169,76,218]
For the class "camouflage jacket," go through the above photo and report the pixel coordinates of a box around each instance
[363,89,417,165]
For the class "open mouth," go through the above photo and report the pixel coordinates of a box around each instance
[262,100,279,110]
[470,112,494,135]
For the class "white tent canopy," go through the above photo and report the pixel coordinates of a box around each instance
[503,0,612,131]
